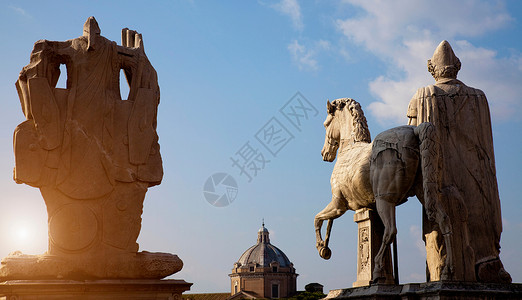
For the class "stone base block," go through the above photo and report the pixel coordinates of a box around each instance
[0,279,192,299]
[353,208,394,287]
[325,281,522,300]
[0,251,183,280]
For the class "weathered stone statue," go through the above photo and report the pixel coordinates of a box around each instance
[407,40,511,283]
[314,98,454,283]
[0,17,182,280]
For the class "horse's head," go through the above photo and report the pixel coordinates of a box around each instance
[321,98,371,162]
[321,100,342,162]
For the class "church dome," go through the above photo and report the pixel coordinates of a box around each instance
[236,223,292,268]
[230,223,297,298]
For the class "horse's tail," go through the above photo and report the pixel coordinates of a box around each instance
[414,122,441,222]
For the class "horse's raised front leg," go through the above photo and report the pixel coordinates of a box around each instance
[314,193,348,260]
[373,198,397,283]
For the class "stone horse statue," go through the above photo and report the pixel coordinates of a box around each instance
[314,98,455,281]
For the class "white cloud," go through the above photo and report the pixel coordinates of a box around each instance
[272,0,303,31]
[9,5,31,18]
[409,225,426,255]
[317,39,331,51]
[339,47,351,62]
[288,40,317,70]
[287,39,331,71]
[337,0,520,124]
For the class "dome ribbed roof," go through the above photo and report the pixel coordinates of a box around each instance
[237,224,292,268]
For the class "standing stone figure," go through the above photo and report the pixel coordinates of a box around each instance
[407,40,511,283]
[0,17,182,279]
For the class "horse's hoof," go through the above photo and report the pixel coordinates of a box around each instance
[318,246,332,260]
[371,276,392,285]
[372,275,383,283]
[372,269,386,284]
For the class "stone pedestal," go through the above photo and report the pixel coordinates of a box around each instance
[353,208,394,287]
[325,282,522,300]
[0,279,192,299]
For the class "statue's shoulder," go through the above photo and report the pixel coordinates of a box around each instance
[408,85,436,119]
[464,85,486,97]
[412,85,439,99]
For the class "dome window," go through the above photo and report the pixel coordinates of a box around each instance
[270,261,280,273]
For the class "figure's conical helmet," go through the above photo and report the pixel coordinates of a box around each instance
[83,16,101,37]
[428,40,461,80]
[430,40,459,67]
[83,16,101,50]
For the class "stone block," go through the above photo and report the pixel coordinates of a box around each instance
[325,282,522,300]
[353,208,394,287]
[0,279,192,300]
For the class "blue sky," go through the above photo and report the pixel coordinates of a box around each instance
[0,0,521,293]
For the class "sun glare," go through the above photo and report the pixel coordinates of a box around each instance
[1,216,48,254]
[15,227,29,241]
[9,222,36,245]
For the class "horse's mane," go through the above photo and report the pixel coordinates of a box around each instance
[331,98,371,143]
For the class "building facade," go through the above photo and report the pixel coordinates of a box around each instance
[229,224,297,299]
